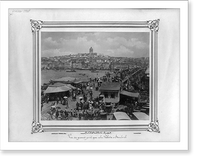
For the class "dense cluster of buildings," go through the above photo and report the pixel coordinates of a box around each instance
[41,47,150,121]
[41,47,149,71]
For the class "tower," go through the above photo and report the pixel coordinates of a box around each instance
[89,47,93,54]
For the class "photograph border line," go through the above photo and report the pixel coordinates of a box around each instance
[31,20,160,133]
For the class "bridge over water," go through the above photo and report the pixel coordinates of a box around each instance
[122,68,145,83]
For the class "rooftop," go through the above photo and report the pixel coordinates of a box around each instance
[99,82,120,91]
[120,91,139,98]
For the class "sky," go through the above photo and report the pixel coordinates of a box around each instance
[41,32,150,58]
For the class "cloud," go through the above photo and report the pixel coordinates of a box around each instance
[59,36,99,53]
[130,38,148,49]
[117,45,133,54]
[42,37,60,49]
[42,49,72,57]
[41,32,149,58]
[105,46,134,57]
[42,49,59,57]
[105,37,148,49]
[42,36,98,55]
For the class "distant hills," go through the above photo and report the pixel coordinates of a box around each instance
[41,53,149,71]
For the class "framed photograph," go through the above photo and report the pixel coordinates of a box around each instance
[31,20,160,133]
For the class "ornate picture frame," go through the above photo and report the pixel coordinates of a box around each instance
[30,20,160,134]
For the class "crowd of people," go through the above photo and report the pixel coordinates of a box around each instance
[41,67,149,120]
[41,77,107,120]
[46,95,108,120]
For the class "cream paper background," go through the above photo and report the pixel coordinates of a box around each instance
[8,8,179,142]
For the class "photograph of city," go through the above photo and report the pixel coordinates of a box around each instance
[41,32,150,121]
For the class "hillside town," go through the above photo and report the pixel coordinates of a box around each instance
[41,47,149,71]
[41,47,150,121]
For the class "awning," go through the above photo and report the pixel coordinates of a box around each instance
[113,112,131,120]
[49,83,67,87]
[44,86,71,94]
[52,77,76,83]
[66,84,76,89]
[120,91,139,98]
[74,77,90,83]
[132,112,149,120]
[74,80,82,84]
[145,68,149,74]
[48,83,76,90]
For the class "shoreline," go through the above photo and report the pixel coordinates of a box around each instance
[41,69,110,85]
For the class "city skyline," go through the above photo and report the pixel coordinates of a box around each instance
[41,32,150,58]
